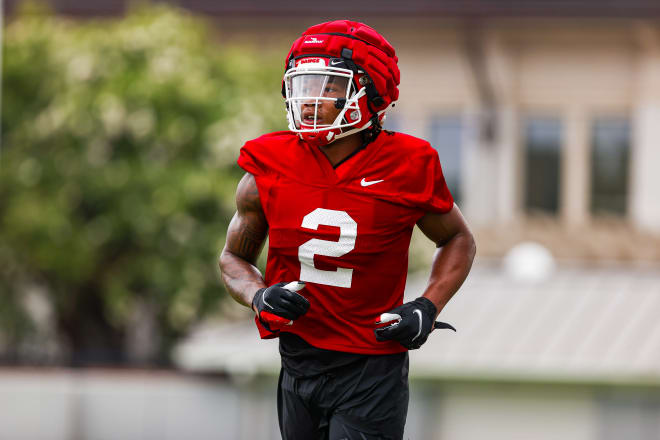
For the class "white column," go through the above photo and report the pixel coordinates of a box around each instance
[485,31,519,224]
[632,25,660,233]
[561,106,590,227]
[496,105,520,223]
[461,106,498,226]
[631,104,660,232]
[461,29,519,226]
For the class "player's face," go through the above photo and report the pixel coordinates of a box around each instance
[290,74,349,128]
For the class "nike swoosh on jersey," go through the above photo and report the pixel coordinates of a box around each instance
[360,178,384,187]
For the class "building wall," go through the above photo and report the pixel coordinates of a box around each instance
[383,20,651,229]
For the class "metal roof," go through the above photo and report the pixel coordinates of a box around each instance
[409,262,660,385]
[174,262,660,385]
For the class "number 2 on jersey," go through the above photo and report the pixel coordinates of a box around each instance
[298,208,357,288]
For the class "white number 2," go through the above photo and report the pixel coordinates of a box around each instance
[298,208,357,288]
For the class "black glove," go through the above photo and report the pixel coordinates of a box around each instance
[252,281,310,332]
[374,297,456,350]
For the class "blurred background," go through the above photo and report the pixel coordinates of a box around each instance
[2,1,660,439]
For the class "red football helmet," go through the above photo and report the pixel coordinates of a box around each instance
[282,20,400,147]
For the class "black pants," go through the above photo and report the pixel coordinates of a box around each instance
[277,352,409,440]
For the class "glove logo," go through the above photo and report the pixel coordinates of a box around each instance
[263,290,275,310]
[252,281,309,333]
[373,297,455,350]
[411,309,423,343]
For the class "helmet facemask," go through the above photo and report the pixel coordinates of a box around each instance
[284,58,368,145]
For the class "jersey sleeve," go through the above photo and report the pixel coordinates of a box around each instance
[392,141,454,214]
[237,138,268,177]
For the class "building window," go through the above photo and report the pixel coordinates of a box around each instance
[591,117,630,216]
[429,115,462,204]
[524,117,561,215]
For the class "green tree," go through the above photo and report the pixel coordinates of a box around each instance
[0,5,285,365]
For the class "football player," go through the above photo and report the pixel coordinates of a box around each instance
[220,20,475,440]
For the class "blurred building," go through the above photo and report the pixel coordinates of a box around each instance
[4,1,660,439]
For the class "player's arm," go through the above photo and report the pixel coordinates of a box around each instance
[374,204,475,349]
[416,203,476,316]
[219,173,269,310]
[219,173,309,330]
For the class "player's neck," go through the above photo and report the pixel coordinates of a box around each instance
[318,132,363,167]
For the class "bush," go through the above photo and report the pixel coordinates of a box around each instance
[0,4,286,365]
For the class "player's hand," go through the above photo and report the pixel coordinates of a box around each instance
[374,297,456,350]
[252,281,309,332]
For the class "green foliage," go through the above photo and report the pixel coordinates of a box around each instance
[0,5,286,364]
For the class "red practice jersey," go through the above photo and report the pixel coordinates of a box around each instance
[237,131,454,354]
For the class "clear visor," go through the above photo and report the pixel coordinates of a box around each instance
[288,74,350,100]
[286,73,352,130]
